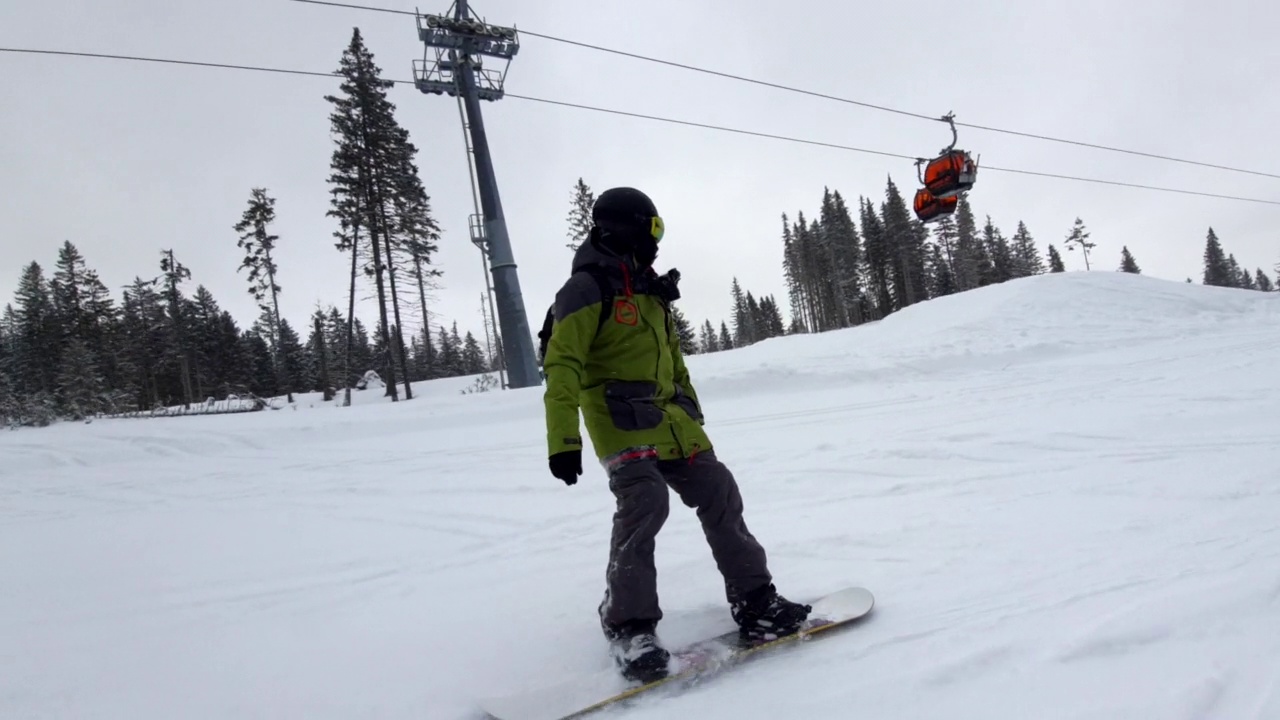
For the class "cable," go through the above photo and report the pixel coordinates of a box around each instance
[3,46,1279,207]
[286,0,1280,181]
[291,0,414,15]
[0,47,344,81]
[505,93,916,163]
[508,94,1280,207]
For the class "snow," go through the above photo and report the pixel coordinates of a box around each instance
[3,271,1279,720]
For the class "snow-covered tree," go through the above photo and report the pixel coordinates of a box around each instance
[1064,217,1095,271]
[1047,245,1066,273]
[566,178,595,252]
[1119,246,1141,274]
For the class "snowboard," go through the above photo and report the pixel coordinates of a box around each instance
[477,586,874,720]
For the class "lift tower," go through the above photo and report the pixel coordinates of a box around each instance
[414,1,540,389]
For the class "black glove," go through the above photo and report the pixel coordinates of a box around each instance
[549,450,583,486]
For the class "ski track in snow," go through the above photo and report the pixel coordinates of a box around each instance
[2,273,1279,719]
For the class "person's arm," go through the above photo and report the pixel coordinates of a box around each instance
[543,273,603,456]
[667,310,703,422]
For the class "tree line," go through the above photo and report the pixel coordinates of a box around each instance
[564,176,1278,358]
[0,29,502,428]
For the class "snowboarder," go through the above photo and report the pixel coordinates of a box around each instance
[542,186,811,683]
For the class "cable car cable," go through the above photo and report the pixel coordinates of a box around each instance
[3,46,1278,208]
[285,0,1280,181]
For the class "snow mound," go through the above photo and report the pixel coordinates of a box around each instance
[697,271,1278,393]
[1,272,1278,720]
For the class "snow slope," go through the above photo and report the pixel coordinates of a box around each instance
[2,272,1279,720]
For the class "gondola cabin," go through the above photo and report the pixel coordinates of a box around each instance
[922,150,978,199]
[913,188,958,223]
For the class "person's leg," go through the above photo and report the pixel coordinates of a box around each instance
[664,450,811,639]
[598,458,671,633]
[662,450,771,604]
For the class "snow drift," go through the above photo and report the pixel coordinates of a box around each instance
[2,271,1278,720]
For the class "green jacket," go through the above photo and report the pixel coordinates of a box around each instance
[543,241,711,465]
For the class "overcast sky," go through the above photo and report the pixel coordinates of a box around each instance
[2,0,1277,347]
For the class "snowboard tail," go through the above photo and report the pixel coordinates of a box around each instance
[478,586,874,720]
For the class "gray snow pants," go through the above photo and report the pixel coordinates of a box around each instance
[598,449,772,630]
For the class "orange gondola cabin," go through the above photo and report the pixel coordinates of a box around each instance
[911,112,979,223]
[922,150,978,199]
[913,188,958,223]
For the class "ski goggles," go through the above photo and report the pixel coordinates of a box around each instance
[649,216,665,242]
[599,214,664,242]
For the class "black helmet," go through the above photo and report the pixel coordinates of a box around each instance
[592,187,664,244]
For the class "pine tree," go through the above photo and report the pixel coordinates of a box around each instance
[812,189,851,327]
[159,249,196,408]
[927,244,957,297]
[119,277,167,410]
[1223,254,1254,289]
[0,307,15,426]
[309,310,337,399]
[951,196,992,291]
[409,226,441,380]
[461,331,486,375]
[881,178,928,310]
[759,295,786,337]
[436,323,465,377]
[215,310,249,396]
[828,190,864,325]
[241,330,278,397]
[982,216,1015,284]
[1119,246,1141,274]
[13,262,59,397]
[277,319,311,395]
[730,278,755,346]
[1063,217,1095,271]
[794,213,834,330]
[326,28,407,401]
[931,213,960,287]
[700,320,720,353]
[780,214,808,333]
[50,242,117,392]
[1009,221,1044,277]
[381,124,440,401]
[55,338,106,420]
[233,187,293,402]
[188,286,232,399]
[1202,228,1232,286]
[1255,269,1273,292]
[670,305,698,355]
[1047,245,1066,273]
[350,317,374,379]
[719,321,733,351]
[859,198,893,316]
[566,178,595,252]
[391,134,442,383]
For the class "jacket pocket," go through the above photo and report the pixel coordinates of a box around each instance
[672,384,703,423]
[603,381,664,431]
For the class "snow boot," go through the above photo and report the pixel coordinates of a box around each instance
[603,620,671,684]
[730,583,812,642]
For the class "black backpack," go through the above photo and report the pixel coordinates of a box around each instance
[537,266,616,365]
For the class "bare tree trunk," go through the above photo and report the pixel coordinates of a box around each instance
[264,247,293,403]
[343,213,361,408]
[358,165,398,401]
[381,231,413,399]
[372,183,412,400]
[414,255,433,378]
[315,314,334,402]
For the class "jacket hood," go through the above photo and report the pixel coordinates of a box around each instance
[572,236,625,274]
